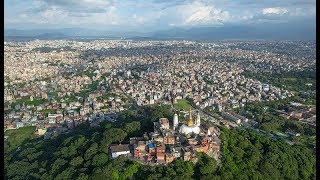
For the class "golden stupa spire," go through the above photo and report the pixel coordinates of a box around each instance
[187,107,194,127]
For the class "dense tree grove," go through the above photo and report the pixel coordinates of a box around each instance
[217,127,316,180]
[242,70,316,92]
[4,105,316,179]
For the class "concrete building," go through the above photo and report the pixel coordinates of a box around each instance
[109,144,131,159]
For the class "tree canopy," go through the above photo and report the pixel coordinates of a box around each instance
[4,105,316,180]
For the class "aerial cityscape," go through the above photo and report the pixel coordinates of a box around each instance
[4,0,316,180]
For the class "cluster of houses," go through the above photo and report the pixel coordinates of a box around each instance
[273,102,316,126]
[109,111,221,165]
[115,58,292,112]
[221,111,249,124]
[4,40,315,154]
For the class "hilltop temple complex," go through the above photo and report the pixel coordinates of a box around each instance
[109,108,221,165]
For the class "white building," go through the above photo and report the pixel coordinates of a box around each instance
[179,109,201,135]
[221,112,241,124]
[173,113,179,130]
[16,122,24,128]
[109,144,131,158]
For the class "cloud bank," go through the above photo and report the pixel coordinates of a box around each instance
[4,0,316,31]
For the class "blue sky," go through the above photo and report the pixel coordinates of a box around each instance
[4,0,316,32]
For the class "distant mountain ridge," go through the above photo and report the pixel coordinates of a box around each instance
[150,22,315,40]
[5,20,316,41]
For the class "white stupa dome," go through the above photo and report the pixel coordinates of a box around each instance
[179,124,200,135]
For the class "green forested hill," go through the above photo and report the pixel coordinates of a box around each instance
[4,105,316,180]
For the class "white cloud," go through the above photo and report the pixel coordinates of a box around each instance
[38,0,112,8]
[40,7,66,18]
[241,15,253,20]
[262,7,288,15]
[4,0,316,30]
[131,14,144,24]
[289,7,315,17]
[31,3,120,26]
[82,0,109,5]
[6,12,49,25]
[79,6,119,25]
[177,1,231,26]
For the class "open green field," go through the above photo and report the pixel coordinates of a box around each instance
[41,109,57,115]
[5,126,36,153]
[13,96,47,106]
[174,99,192,110]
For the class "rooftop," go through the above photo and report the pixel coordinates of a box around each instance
[110,144,130,152]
